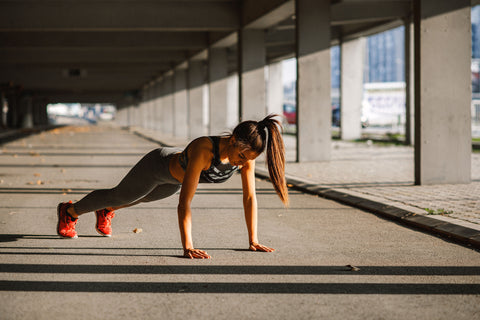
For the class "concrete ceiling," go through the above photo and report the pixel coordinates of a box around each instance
[0,0,412,104]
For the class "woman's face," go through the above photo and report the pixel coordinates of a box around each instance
[227,138,259,166]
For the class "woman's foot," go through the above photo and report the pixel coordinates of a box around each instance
[57,201,78,238]
[95,209,115,237]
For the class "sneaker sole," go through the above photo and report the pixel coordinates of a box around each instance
[95,227,112,237]
[57,202,78,239]
[95,211,112,237]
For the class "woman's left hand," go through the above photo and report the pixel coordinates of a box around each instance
[249,242,275,252]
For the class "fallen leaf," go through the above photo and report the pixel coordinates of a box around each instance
[346,265,360,272]
[133,228,143,234]
[36,180,44,185]
[34,173,41,177]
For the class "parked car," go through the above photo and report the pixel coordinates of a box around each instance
[332,103,340,127]
[283,101,345,127]
[283,102,296,125]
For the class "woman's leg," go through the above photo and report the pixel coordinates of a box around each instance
[106,183,181,211]
[71,149,168,216]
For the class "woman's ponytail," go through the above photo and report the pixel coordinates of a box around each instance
[258,114,289,207]
[231,113,289,206]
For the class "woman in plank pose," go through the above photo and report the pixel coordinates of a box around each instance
[57,114,289,259]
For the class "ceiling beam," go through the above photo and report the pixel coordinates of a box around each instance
[0,31,208,49]
[0,0,240,31]
[331,1,411,25]
[0,48,188,64]
[243,0,294,29]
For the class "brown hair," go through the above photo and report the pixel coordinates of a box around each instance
[231,114,289,206]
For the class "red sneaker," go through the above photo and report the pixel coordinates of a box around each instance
[57,201,78,239]
[95,209,115,237]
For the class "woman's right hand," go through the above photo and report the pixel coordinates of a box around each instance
[184,248,211,259]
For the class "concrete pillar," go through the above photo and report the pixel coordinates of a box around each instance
[209,47,230,134]
[138,88,147,128]
[142,85,150,128]
[6,87,20,128]
[148,85,157,130]
[152,81,162,131]
[39,100,49,125]
[188,60,207,138]
[227,72,239,129]
[267,61,283,116]
[157,80,164,132]
[32,98,42,126]
[404,18,415,146]
[20,95,33,128]
[413,0,471,184]
[34,99,41,126]
[125,105,133,127]
[162,73,174,135]
[239,29,266,121]
[296,0,331,161]
[132,104,141,127]
[1,92,7,128]
[173,67,188,138]
[341,37,366,141]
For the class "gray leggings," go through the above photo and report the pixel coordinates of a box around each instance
[73,147,183,214]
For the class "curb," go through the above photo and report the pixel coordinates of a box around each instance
[255,167,480,250]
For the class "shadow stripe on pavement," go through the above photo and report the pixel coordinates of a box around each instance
[1,281,479,294]
[1,264,480,275]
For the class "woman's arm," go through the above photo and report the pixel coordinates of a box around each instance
[178,141,212,259]
[240,160,274,252]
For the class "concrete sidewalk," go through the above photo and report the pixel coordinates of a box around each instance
[132,126,480,249]
[0,124,479,320]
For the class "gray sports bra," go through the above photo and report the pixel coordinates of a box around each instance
[179,136,238,183]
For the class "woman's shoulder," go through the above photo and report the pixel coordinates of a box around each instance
[188,136,214,150]
[186,136,215,160]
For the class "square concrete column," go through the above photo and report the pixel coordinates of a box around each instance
[188,60,207,138]
[146,85,155,130]
[139,88,148,128]
[267,61,283,116]
[161,73,174,135]
[33,97,48,126]
[1,92,7,127]
[404,18,415,146]
[296,0,331,161]
[174,67,188,138]
[239,29,266,121]
[20,95,33,128]
[227,72,239,129]
[152,81,162,131]
[209,47,230,134]
[414,0,471,184]
[341,37,366,141]
[150,84,159,130]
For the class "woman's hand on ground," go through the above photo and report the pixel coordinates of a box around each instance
[249,242,275,252]
[183,248,211,259]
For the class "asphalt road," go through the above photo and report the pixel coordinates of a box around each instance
[0,125,479,320]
